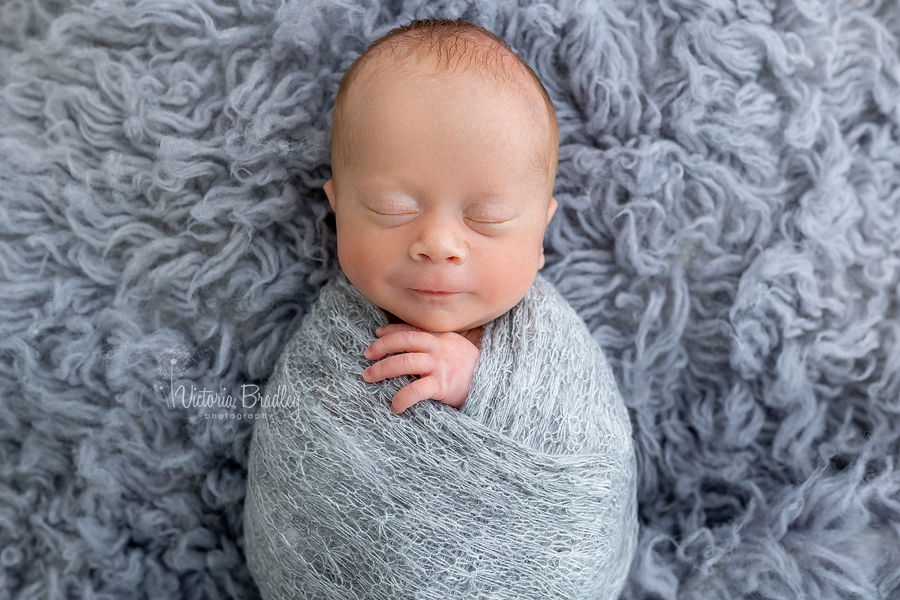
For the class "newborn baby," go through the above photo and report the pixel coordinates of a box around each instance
[323,18,559,414]
[244,18,637,600]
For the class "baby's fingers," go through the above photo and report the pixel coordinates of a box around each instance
[365,330,435,360]
[374,324,421,337]
[362,352,433,383]
[391,376,440,414]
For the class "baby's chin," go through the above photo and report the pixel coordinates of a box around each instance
[383,308,489,335]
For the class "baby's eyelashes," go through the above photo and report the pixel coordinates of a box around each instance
[367,198,419,219]
[464,200,517,223]
[370,210,417,221]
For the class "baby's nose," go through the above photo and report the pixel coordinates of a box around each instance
[409,222,468,264]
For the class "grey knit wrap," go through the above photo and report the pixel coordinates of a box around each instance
[243,273,637,599]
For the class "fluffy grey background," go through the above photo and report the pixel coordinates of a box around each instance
[1,0,899,598]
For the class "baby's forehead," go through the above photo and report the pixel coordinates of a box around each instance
[333,27,559,190]
[354,58,550,167]
[348,49,550,136]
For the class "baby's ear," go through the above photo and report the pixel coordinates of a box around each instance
[324,179,336,211]
[546,197,558,225]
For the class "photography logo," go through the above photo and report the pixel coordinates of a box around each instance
[154,343,194,409]
[153,343,299,419]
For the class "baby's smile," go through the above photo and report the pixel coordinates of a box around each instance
[411,289,457,296]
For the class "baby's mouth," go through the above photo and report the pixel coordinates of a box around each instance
[411,289,456,297]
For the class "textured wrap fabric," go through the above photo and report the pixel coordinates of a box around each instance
[243,273,637,599]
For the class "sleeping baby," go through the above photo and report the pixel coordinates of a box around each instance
[243,18,637,600]
[323,17,558,414]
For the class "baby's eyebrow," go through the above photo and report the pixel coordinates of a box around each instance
[465,197,518,216]
[468,193,507,203]
[357,179,410,196]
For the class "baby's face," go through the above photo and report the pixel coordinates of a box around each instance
[325,63,556,334]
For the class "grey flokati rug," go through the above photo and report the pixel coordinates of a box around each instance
[2,0,899,598]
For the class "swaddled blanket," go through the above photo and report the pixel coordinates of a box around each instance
[243,273,637,599]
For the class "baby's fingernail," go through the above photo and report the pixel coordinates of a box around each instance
[361,367,370,381]
[363,346,372,359]
[374,326,384,335]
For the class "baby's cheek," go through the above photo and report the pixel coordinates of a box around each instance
[489,255,538,301]
[337,242,384,298]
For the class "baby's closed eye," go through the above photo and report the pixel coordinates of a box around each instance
[464,202,518,226]
[367,198,419,222]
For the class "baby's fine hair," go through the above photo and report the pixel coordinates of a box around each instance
[331,18,559,177]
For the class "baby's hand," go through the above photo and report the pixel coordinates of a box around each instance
[362,324,481,414]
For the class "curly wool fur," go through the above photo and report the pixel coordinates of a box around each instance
[243,274,637,599]
[3,0,900,598]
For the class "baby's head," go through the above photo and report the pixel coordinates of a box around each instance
[324,18,559,335]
